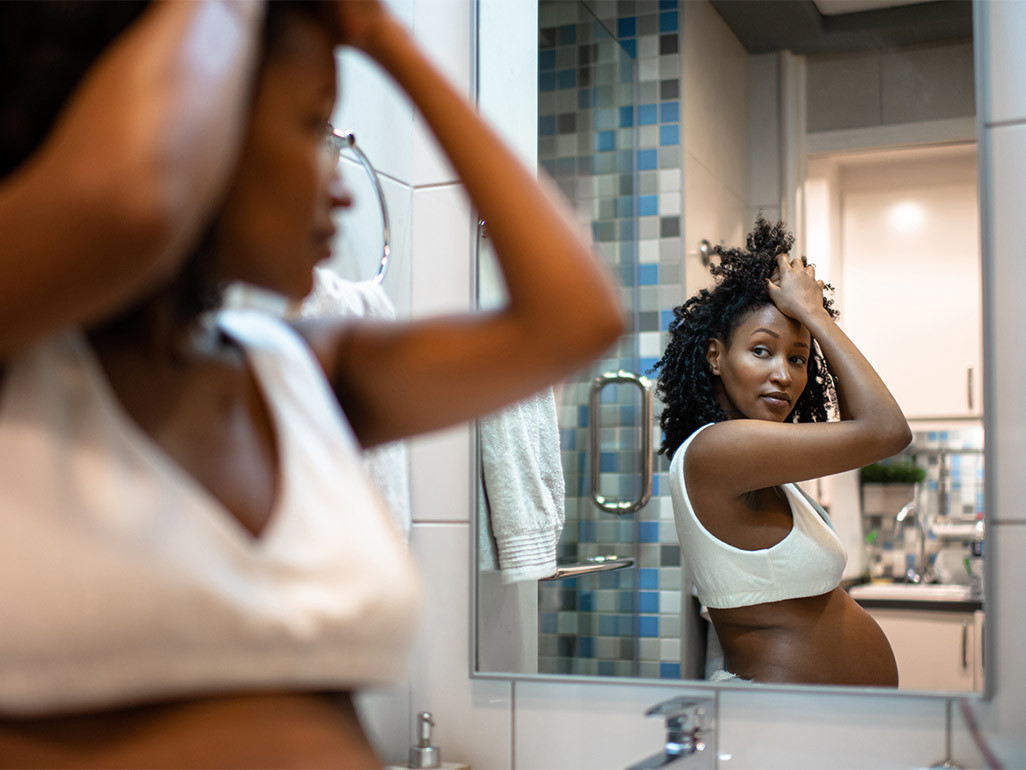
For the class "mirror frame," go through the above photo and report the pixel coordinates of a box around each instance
[469,0,994,703]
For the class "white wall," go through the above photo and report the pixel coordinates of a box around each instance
[682,0,751,296]
[352,1,1026,768]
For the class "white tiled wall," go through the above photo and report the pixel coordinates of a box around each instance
[682,0,750,296]
[354,1,1026,768]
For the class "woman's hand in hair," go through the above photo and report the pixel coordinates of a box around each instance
[766,253,828,326]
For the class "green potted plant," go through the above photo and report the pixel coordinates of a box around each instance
[859,460,926,517]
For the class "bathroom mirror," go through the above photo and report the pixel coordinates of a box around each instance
[474,0,984,695]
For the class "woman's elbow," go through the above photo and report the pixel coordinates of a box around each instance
[881,420,913,456]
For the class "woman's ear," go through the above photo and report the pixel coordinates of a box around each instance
[706,339,724,376]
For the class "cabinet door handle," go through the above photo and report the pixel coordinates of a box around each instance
[961,620,969,670]
[967,367,974,411]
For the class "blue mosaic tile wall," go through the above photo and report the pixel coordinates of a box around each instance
[537,0,685,680]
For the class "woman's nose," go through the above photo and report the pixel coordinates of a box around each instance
[770,358,792,386]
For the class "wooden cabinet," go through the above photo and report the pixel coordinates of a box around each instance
[862,606,984,692]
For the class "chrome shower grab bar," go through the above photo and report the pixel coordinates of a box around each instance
[588,370,653,515]
[539,555,635,581]
[339,130,391,284]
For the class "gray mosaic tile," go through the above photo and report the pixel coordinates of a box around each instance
[659,566,682,590]
[659,238,682,262]
[639,543,661,567]
[660,614,681,639]
[638,13,658,35]
[639,638,659,661]
[658,146,680,168]
[659,55,680,78]
[615,661,635,676]
[639,80,659,103]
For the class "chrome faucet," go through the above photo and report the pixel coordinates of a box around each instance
[626,696,713,770]
[895,501,934,584]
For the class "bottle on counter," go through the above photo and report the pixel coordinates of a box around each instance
[968,513,985,599]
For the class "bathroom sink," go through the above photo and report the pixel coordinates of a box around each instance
[848,583,973,602]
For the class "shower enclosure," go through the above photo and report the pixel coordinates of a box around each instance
[533,0,692,680]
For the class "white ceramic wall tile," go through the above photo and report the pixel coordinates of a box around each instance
[984,124,1026,524]
[409,523,512,770]
[718,690,946,769]
[513,680,716,770]
[683,0,749,199]
[979,0,1026,125]
[409,423,471,523]
[950,522,1026,767]
[327,166,413,316]
[354,681,411,767]
[408,0,471,187]
[410,184,472,316]
[334,46,414,186]
[659,168,681,193]
[747,53,782,211]
[412,0,471,99]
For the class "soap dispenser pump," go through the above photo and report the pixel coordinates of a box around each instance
[385,712,469,770]
[409,712,440,769]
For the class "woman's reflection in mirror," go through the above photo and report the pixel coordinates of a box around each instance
[653,217,910,686]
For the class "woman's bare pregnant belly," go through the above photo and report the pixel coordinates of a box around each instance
[709,587,898,686]
[0,691,379,769]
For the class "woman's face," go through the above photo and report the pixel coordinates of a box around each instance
[706,303,812,422]
[213,14,351,298]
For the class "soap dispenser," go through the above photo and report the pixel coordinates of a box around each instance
[385,712,469,770]
[410,712,439,768]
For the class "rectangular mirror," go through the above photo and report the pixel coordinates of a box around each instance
[475,0,984,695]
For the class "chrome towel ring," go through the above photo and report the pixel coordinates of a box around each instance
[336,129,391,284]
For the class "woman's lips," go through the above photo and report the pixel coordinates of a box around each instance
[760,392,791,409]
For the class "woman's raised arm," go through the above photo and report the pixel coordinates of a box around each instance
[689,254,911,494]
[0,0,265,359]
[305,3,624,447]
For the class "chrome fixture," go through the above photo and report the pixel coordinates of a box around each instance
[626,696,713,770]
[588,370,653,515]
[895,500,934,584]
[698,239,711,268]
[539,555,635,581]
[336,130,391,284]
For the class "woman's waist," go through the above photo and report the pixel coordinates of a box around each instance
[0,691,378,769]
[709,588,896,685]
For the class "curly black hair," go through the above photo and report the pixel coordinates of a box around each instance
[652,216,839,458]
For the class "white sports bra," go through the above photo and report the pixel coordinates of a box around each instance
[0,309,420,716]
[669,424,847,609]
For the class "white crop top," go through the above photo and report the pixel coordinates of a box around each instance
[0,309,420,716]
[669,424,847,609]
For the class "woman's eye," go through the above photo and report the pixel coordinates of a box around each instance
[791,356,807,366]
[752,347,770,358]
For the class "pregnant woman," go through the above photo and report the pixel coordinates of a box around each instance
[655,218,908,686]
